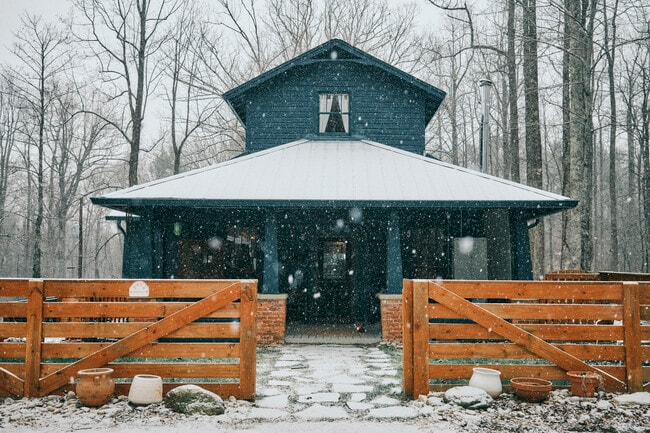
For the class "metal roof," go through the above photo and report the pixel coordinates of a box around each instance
[92,139,577,218]
[222,39,446,126]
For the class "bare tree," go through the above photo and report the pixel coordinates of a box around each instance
[602,0,620,269]
[161,2,222,175]
[11,14,69,278]
[73,0,181,186]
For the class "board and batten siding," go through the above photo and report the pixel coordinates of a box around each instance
[244,61,427,154]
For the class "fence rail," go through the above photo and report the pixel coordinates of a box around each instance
[0,279,257,400]
[403,279,649,398]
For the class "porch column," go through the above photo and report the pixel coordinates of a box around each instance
[510,211,533,280]
[386,211,403,294]
[262,213,279,294]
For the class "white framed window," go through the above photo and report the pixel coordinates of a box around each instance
[319,93,349,133]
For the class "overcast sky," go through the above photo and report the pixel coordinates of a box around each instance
[0,0,71,61]
[0,0,443,64]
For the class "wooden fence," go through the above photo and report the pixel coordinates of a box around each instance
[403,279,649,398]
[0,279,257,400]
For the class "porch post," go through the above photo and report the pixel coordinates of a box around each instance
[386,211,403,294]
[510,211,533,280]
[263,213,279,294]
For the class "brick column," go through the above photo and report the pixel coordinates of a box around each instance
[256,294,287,345]
[378,293,402,343]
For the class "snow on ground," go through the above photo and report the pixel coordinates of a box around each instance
[2,344,650,433]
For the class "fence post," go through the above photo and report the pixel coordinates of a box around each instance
[412,280,430,399]
[622,282,642,393]
[24,279,44,398]
[239,280,257,400]
[402,279,414,398]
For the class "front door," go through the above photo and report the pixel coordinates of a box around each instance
[310,238,353,323]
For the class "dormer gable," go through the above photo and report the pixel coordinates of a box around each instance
[223,39,446,154]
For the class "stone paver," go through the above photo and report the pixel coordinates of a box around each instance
[254,344,415,421]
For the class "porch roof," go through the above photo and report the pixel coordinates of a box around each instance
[91,139,577,218]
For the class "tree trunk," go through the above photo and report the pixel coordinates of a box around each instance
[507,0,520,182]
[523,0,544,278]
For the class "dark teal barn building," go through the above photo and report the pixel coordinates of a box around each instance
[92,39,577,325]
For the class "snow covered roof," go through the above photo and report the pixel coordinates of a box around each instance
[92,139,577,218]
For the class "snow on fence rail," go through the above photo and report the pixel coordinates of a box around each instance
[402,279,649,398]
[0,279,257,400]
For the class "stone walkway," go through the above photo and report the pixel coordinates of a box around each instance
[251,344,420,421]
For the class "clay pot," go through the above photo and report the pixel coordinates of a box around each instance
[510,377,553,402]
[76,368,115,407]
[469,367,502,397]
[128,374,163,405]
[566,371,601,397]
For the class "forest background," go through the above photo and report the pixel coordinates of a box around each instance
[0,0,648,280]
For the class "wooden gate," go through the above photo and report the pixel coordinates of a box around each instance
[0,279,257,400]
[403,279,648,398]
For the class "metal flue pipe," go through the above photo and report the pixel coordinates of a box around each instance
[479,79,493,174]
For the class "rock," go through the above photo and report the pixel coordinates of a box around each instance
[444,386,493,410]
[163,385,225,416]
[613,392,650,406]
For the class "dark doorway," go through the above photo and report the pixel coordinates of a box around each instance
[308,237,354,323]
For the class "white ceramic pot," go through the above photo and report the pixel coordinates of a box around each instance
[468,367,502,397]
[128,374,163,405]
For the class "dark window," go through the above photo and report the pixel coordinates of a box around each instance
[319,93,349,133]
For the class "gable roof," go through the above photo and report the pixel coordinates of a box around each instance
[222,39,447,126]
[92,139,577,219]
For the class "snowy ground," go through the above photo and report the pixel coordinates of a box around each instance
[2,344,650,433]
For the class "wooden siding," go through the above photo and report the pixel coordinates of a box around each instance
[244,61,427,154]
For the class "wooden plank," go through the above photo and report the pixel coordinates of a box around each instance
[24,279,44,398]
[402,279,414,398]
[412,280,430,398]
[0,279,30,297]
[238,281,257,400]
[0,366,24,397]
[43,279,243,299]
[435,281,623,301]
[44,302,240,319]
[38,281,242,396]
[623,282,643,392]
[41,363,241,378]
[428,363,626,381]
[0,342,27,358]
[428,303,623,321]
[112,382,242,398]
[42,342,240,359]
[429,342,625,361]
[0,303,28,317]
[0,322,27,338]
[42,322,241,339]
[428,323,624,341]
[428,281,627,392]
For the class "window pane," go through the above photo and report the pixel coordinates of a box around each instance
[319,93,349,134]
[322,241,347,280]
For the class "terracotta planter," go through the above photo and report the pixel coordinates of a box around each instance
[566,371,601,397]
[76,368,115,407]
[510,377,552,402]
[469,367,502,397]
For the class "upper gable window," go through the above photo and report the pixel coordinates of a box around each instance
[319,93,349,134]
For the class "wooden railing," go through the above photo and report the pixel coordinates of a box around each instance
[403,279,649,398]
[0,279,257,400]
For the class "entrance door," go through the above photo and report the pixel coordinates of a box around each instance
[310,238,353,323]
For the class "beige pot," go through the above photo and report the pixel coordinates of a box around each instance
[469,367,502,397]
[128,374,163,405]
